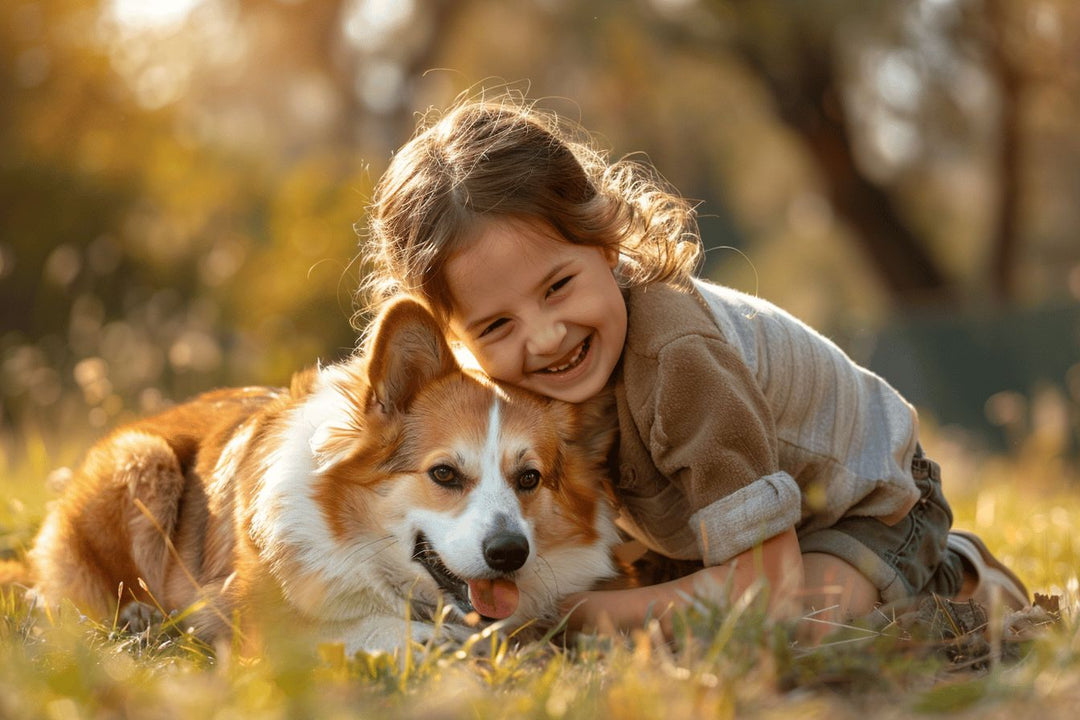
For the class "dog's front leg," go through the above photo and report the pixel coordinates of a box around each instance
[337,615,466,656]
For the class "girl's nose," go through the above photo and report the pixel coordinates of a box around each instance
[525,319,567,357]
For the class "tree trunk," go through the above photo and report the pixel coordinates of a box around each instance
[722,1,955,305]
[984,0,1022,303]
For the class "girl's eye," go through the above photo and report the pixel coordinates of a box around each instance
[517,469,541,491]
[428,465,461,488]
[546,276,572,297]
[479,318,508,338]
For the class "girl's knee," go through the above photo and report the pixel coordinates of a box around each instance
[801,551,880,617]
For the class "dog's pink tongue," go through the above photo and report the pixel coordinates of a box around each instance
[467,578,519,619]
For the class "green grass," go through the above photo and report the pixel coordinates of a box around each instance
[3,423,1080,719]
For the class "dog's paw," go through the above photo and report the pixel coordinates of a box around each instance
[340,618,466,656]
[118,601,163,634]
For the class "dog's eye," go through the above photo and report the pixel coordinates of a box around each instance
[428,465,460,487]
[517,469,541,491]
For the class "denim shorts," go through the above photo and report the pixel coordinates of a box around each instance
[797,448,965,604]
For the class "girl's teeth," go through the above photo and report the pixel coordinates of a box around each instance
[545,337,589,373]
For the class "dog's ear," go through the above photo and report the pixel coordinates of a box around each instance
[364,296,458,416]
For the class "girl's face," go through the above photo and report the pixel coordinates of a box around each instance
[445,217,627,404]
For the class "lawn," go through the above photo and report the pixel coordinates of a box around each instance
[2,422,1079,720]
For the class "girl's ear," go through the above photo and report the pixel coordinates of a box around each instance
[364,297,458,416]
[603,244,620,269]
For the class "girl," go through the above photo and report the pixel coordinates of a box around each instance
[358,94,1028,635]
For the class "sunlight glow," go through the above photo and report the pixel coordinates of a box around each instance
[343,0,415,51]
[357,60,405,114]
[649,0,698,11]
[110,0,205,29]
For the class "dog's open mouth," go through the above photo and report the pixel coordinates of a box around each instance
[412,533,520,621]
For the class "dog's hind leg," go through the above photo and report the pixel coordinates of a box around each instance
[117,600,165,633]
[62,429,189,609]
[106,431,189,598]
[29,430,188,622]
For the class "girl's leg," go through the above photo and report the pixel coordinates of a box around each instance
[799,551,880,642]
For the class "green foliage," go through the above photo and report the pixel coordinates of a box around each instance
[1,0,373,458]
[4,0,1080,463]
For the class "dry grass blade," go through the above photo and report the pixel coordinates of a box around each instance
[2,423,1079,718]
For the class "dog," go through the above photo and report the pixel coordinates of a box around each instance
[28,296,621,653]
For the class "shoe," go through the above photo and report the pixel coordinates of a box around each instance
[947,530,1029,611]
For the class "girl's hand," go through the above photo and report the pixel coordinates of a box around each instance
[560,527,803,636]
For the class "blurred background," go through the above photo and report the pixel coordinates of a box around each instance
[2,0,1079,471]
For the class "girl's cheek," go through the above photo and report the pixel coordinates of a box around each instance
[479,354,506,378]
[479,351,516,382]
[463,343,495,372]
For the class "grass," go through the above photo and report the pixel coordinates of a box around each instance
[3,420,1080,719]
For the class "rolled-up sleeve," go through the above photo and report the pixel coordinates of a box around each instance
[690,471,802,565]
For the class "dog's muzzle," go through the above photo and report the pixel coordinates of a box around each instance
[412,532,523,620]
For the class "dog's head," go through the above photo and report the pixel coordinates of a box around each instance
[260,296,619,630]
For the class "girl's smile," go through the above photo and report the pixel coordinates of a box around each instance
[535,334,590,375]
[445,217,627,404]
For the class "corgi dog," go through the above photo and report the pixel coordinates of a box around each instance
[28,297,620,652]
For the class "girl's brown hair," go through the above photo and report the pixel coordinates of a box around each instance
[358,93,701,329]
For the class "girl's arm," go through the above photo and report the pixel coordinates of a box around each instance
[561,527,803,636]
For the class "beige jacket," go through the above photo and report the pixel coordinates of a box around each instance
[612,279,921,565]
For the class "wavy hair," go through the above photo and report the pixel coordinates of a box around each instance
[357,93,701,330]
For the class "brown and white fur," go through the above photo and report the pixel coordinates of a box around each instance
[28,297,620,653]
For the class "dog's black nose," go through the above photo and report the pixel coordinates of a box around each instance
[483,531,529,572]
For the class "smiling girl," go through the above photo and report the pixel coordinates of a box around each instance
[358,94,1028,636]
